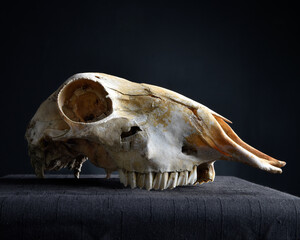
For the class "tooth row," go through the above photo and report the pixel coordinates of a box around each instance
[118,166,197,190]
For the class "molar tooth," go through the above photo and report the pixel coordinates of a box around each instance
[128,171,137,189]
[183,171,188,185]
[167,172,178,189]
[188,166,197,185]
[153,173,162,190]
[161,172,169,190]
[118,169,127,187]
[137,173,145,189]
[145,172,154,190]
[177,171,185,186]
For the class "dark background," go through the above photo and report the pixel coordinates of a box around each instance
[2,1,299,196]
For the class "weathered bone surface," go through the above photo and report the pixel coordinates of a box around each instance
[25,73,286,190]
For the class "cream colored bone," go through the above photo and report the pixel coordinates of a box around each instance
[25,73,285,190]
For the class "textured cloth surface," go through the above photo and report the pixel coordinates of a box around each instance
[0,175,299,240]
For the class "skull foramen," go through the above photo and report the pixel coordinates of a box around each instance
[25,73,285,190]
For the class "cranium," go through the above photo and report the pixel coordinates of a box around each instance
[25,73,285,190]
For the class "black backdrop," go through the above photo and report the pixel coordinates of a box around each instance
[2,1,299,196]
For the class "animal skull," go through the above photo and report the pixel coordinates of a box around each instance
[25,73,285,190]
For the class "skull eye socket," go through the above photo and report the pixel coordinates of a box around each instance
[58,79,113,123]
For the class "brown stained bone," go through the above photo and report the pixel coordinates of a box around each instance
[196,162,215,184]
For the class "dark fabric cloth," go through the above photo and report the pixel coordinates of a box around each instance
[0,175,299,240]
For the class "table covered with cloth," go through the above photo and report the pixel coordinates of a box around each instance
[0,175,299,240]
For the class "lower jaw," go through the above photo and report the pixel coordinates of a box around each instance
[118,165,199,190]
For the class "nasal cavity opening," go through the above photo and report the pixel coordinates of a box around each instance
[58,79,113,123]
[121,126,141,139]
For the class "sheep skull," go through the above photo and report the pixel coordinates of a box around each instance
[25,73,286,190]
